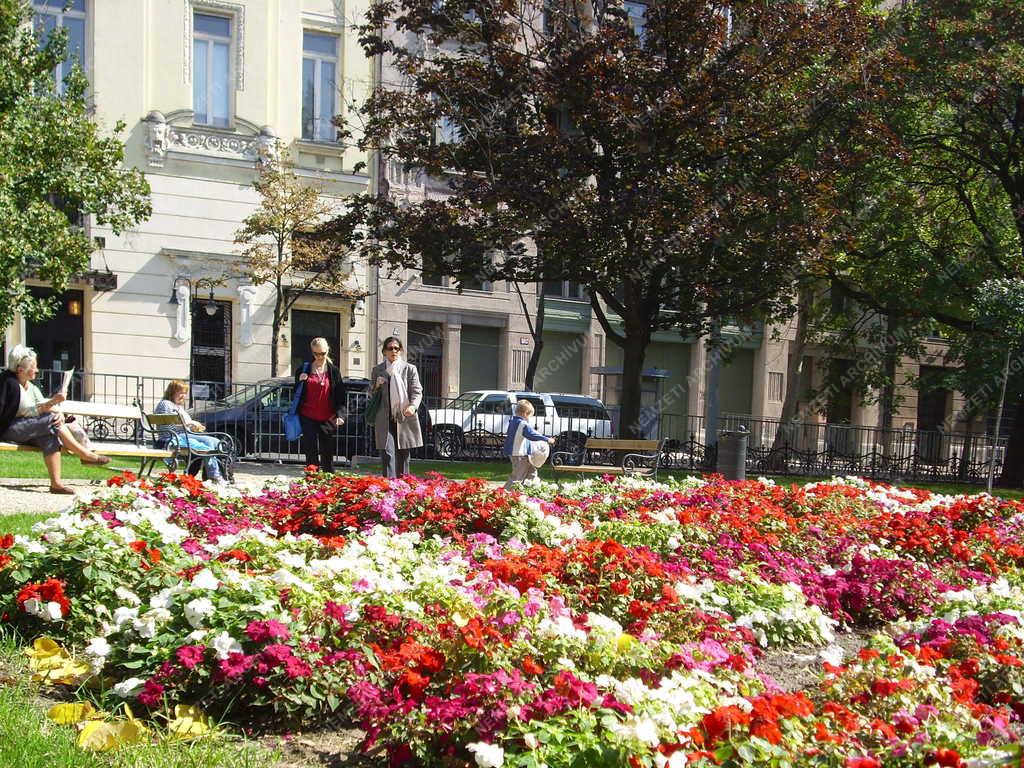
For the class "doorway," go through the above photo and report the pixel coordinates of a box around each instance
[25,286,85,398]
[407,321,443,405]
[192,300,232,400]
[290,310,340,375]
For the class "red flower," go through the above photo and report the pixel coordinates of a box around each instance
[0,534,14,549]
[16,578,71,618]
[522,656,545,676]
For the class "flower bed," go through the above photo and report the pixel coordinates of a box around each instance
[1,470,1023,766]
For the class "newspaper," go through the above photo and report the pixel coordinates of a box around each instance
[60,367,75,396]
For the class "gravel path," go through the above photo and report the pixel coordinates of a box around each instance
[0,461,309,517]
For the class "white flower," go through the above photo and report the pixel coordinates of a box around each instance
[466,742,504,768]
[819,645,845,666]
[44,601,64,621]
[184,597,215,629]
[21,598,42,617]
[115,587,141,606]
[113,606,139,630]
[190,568,220,591]
[523,733,538,750]
[210,631,243,660]
[187,629,209,642]
[113,677,144,698]
[633,717,660,746]
[85,637,111,658]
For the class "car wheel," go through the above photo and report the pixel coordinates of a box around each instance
[433,426,464,460]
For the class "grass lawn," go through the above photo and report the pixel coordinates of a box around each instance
[0,513,54,537]
[394,459,1024,499]
[0,632,278,768]
[0,452,124,481]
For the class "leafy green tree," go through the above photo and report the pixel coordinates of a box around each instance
[337,0,881,435]
[820,0,1024,482]
[235,160,354,376]
[0,0,150,329]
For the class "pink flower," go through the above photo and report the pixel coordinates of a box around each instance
[218,652,254,680]
[137,679,166,708]
[245,619,290,643]
[175,644,206,670]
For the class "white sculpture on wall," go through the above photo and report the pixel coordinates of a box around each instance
[144,111,168,167]
[238,284,257,347]
[174,284,191,343]
[256,126,279,170]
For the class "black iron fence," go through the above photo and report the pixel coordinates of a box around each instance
[25,369,1009,484]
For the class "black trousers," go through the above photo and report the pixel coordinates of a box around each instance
[299,415,335,472]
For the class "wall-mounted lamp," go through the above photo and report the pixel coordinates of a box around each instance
[67,298,82,317]
[169,276,219,316]
[349,340,362,352]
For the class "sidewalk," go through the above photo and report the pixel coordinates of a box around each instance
[0,461,308,517]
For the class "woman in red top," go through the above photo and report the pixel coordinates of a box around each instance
[295,337,347,472]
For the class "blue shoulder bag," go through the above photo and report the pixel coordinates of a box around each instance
[282,362,309,442]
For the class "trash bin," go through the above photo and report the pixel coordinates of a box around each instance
[717,426,749,481]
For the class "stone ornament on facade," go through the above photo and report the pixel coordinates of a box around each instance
[255,127,279,170]
[144,111,169,167]
[237,284,257,347]
[174,284,191,343]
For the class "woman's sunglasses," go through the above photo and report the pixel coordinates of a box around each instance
[384,346,401,352]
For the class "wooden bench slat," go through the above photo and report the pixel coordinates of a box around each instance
[0,441,172,458]
[552,464,625,474]
[584,439,661,451]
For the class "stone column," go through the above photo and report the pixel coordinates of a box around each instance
[687,337,707,431]
[444,320,462,397]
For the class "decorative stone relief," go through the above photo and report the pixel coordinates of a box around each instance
[166,125,258,160]
[237,284,257,347]
[144,111,169,167]
[255,126,279,170]
[174,284,191,343]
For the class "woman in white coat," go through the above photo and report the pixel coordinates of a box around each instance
[369,336,423,477]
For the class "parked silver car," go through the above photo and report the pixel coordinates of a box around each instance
[426,390,613,458]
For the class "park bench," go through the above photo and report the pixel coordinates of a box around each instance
[137,408,237,480]
[0,399,176,475]
[552,437,665,479]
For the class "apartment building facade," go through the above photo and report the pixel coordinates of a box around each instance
[5,0,373,397]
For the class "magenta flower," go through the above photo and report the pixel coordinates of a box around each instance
[175,644,206,670]
[245,619,291,643]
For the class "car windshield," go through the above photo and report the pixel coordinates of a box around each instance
[212,382,282,406]
[447,393,482,411]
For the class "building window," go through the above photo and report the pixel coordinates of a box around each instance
[768,372,784,403]
[193,12,232,127]
[302,31,338,142]
[33,0,87,92]
[624,1,647,42]
[543,280,586,300]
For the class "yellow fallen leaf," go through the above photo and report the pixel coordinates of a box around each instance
[167,704,213,739]
[48,701,101,725]
[77,720,148,752]
[25,637,62,659]
[32,657,91,685]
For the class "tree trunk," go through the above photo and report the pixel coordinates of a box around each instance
[768,286,812,470]
[270,286,283,378]
[878,320,898,470]
[618,335,648,438]
[998,392,1024,487]
[523,293,546,390]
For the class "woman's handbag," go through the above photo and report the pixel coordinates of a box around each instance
[364,386,382,424]
[282,363,309,442]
